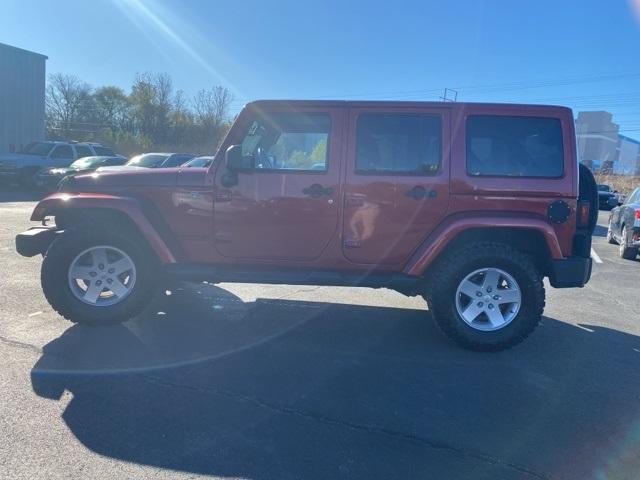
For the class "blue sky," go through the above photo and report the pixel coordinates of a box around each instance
[2,0,640,134]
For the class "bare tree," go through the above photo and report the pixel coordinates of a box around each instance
[193,86,234,147]
[130,72,174,144]
[44,71,235,154]
[93,86,132,132]
[45,73,93,138]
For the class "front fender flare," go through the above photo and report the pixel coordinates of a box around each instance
[403,215,563,276]
[31,193,176,263]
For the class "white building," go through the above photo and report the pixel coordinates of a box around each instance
[615,135,640,176]
[0,43,47,154]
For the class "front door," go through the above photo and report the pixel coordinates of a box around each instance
[213,107,344,261]
[342,107,450,266]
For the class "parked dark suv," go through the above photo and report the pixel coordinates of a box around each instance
[16,100,598,351]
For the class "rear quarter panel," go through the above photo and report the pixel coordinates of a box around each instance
[448,103,577,257]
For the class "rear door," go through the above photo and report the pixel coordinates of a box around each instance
[49,144,75,167]
[213,107,344,261]
[74,144,93,159]
[342,107,450,266]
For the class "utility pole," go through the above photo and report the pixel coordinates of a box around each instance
[439,88,458,102]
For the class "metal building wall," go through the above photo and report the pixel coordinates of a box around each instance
[0,43,47,154]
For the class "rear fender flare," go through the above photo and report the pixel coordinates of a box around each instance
[31,193,176,263]
[403,215,563,276]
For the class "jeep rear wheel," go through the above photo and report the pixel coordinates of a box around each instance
[41,227,160,325]
[425,243,545,351]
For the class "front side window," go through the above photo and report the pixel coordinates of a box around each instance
[355,114,442,174]
[466,115,564,177]
[51,145,73,159]
[239,112,330,171]
[22,142,55,156]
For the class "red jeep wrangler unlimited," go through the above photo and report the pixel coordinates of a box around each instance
[16,101,598,351]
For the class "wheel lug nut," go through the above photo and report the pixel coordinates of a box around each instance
[477,302,484,307]
[107,278,113,284]
[95,280,102,286]
[98,263,104,270]
[486,287,492,293]
[90,271,97,277]
[476,291,482,297]
[488,304,494,309]
[108,268,115,274]
[493,295,499,300]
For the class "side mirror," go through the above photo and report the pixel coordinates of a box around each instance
[225,144,252,170]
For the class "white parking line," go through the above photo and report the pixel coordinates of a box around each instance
[591,248,603,264]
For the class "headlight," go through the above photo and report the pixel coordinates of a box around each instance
[49,169,67,175]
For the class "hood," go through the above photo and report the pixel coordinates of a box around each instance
[63,167,185,191]
[95,165,149,173]
[0,153,45,166]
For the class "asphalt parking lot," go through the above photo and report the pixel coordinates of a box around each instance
[0,189,639,480]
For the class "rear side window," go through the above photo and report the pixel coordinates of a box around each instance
[466,116,564,177]
[356,114,441,174]
[93,146,115,156]
[75,145,93,158]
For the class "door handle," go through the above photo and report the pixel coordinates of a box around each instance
[303,183,333,198]
[405,186,437,199]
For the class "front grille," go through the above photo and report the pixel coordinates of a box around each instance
[0,160,17,173]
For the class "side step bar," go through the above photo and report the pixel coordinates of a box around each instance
[164,263,422,296]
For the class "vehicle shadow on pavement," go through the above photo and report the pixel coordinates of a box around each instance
[592,224,608,237]
[31,284,640,480]
[0,187,43,202]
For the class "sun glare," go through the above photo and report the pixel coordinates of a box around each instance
[111,0,239,95]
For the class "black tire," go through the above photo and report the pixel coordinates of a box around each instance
[425,242,545,352]
[606,218,617,244]
[578,164,598,235]
[619,225,638,260]
[41,226,160,325]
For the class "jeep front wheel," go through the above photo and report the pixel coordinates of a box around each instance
[41,227,160,325]
[426,243,545,351]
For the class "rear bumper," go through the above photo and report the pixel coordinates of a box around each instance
[548,257,592,288]
[15,227,58,257]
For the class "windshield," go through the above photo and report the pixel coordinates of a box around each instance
[126,154,168,168]
[69,157,107,169]
[20,142,55,156]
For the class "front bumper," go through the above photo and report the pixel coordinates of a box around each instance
[0,170,18,179]
[548,257,592,288]
[33,174,63,190]
[15,227,59,257]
